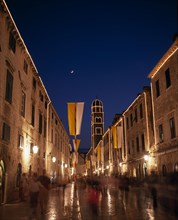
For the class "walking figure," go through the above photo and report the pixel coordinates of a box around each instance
[151,186,157,209]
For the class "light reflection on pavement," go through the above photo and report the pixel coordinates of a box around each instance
[0,182,178,220]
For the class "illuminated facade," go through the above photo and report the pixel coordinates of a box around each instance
[94,88,155,179]
[123,87,155,179]
[0,0,70,203]
[148,37,178,177]
[86,99,104,175]
[91,99,104,148]
[92,39,178,180]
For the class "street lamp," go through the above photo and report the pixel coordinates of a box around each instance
[52,156,56,163]
[144,155,149,161]
[33,145,39,154]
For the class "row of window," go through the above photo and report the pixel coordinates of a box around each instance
[4,70,68,149]
[155,68,171,98]
[127,133,145,155]
[2,121,68,156]
[126,103,143,129]
[158,117,176,143]
[9,32,28,74]
[5,68,47,113]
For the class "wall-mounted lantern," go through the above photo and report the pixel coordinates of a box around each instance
[33,145,39,154]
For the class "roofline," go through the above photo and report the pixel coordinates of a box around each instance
[2,0,51,102]
[148,38,178,79]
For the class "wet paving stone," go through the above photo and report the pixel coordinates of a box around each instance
[0,182,178,220]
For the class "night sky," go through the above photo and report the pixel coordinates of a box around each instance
[5,0,177,151]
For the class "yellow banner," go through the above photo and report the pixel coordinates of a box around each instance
[68,103,76,136]
[86,160,90,169]
[97,145,101,161]
[67,102,84,136]
[73,139,80,152]
[112,126,117,148]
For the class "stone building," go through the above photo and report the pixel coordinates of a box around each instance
[46,104,70,185]
[93,87,154,179]
[122,87,155,179]
[148,37,178,177]
[0,0,70,203]
[91,88,155,179]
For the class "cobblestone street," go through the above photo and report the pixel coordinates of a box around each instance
[0,182,178,220]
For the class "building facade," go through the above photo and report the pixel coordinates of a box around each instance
[0,0,70,203]
[91,38,178,181]
[148,37,178,177]
[122,87,155,179]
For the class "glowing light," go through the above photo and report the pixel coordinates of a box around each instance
[52,156,56,163]
[33,145,38,154]
[65,164,68,168]
[144,155,149,161]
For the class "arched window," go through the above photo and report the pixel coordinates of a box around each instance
[95,117,102,123]
[95,127,102,135]
[162,164,167,176]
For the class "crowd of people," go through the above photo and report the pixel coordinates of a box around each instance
[19,169,51,217]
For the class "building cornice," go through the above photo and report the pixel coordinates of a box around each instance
[1,0,51,102]
[148,38,178,79]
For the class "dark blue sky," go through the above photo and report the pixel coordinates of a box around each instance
[5,0,177,151]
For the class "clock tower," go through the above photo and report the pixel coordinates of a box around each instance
[91,99,104,149]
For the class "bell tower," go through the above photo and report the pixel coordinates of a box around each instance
[91,99,104,149]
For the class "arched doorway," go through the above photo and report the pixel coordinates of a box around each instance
[0,160,5,204]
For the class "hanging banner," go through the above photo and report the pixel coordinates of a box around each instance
[112,125,117,148]
[67,102,84,136]
[117,126,123,148]
[76,102,84,135]
[67,103,76,136]
[97,144,101,161]
[73,139,80,152]
[86,160,90,169]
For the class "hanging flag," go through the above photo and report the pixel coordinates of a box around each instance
[76,102,84,135]
[73,139,81,152]
[86,160,90,169]
[117,126,123,148]
[67,102,84,136]
[97,144,101,161]
[112,125,117,148]
[68,103,76,136]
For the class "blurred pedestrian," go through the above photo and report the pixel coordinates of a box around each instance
[29,172,43,217]
[38,169,51,214]
[19,173,29,201]
[88,185,100,215]
[151,185,157,209]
